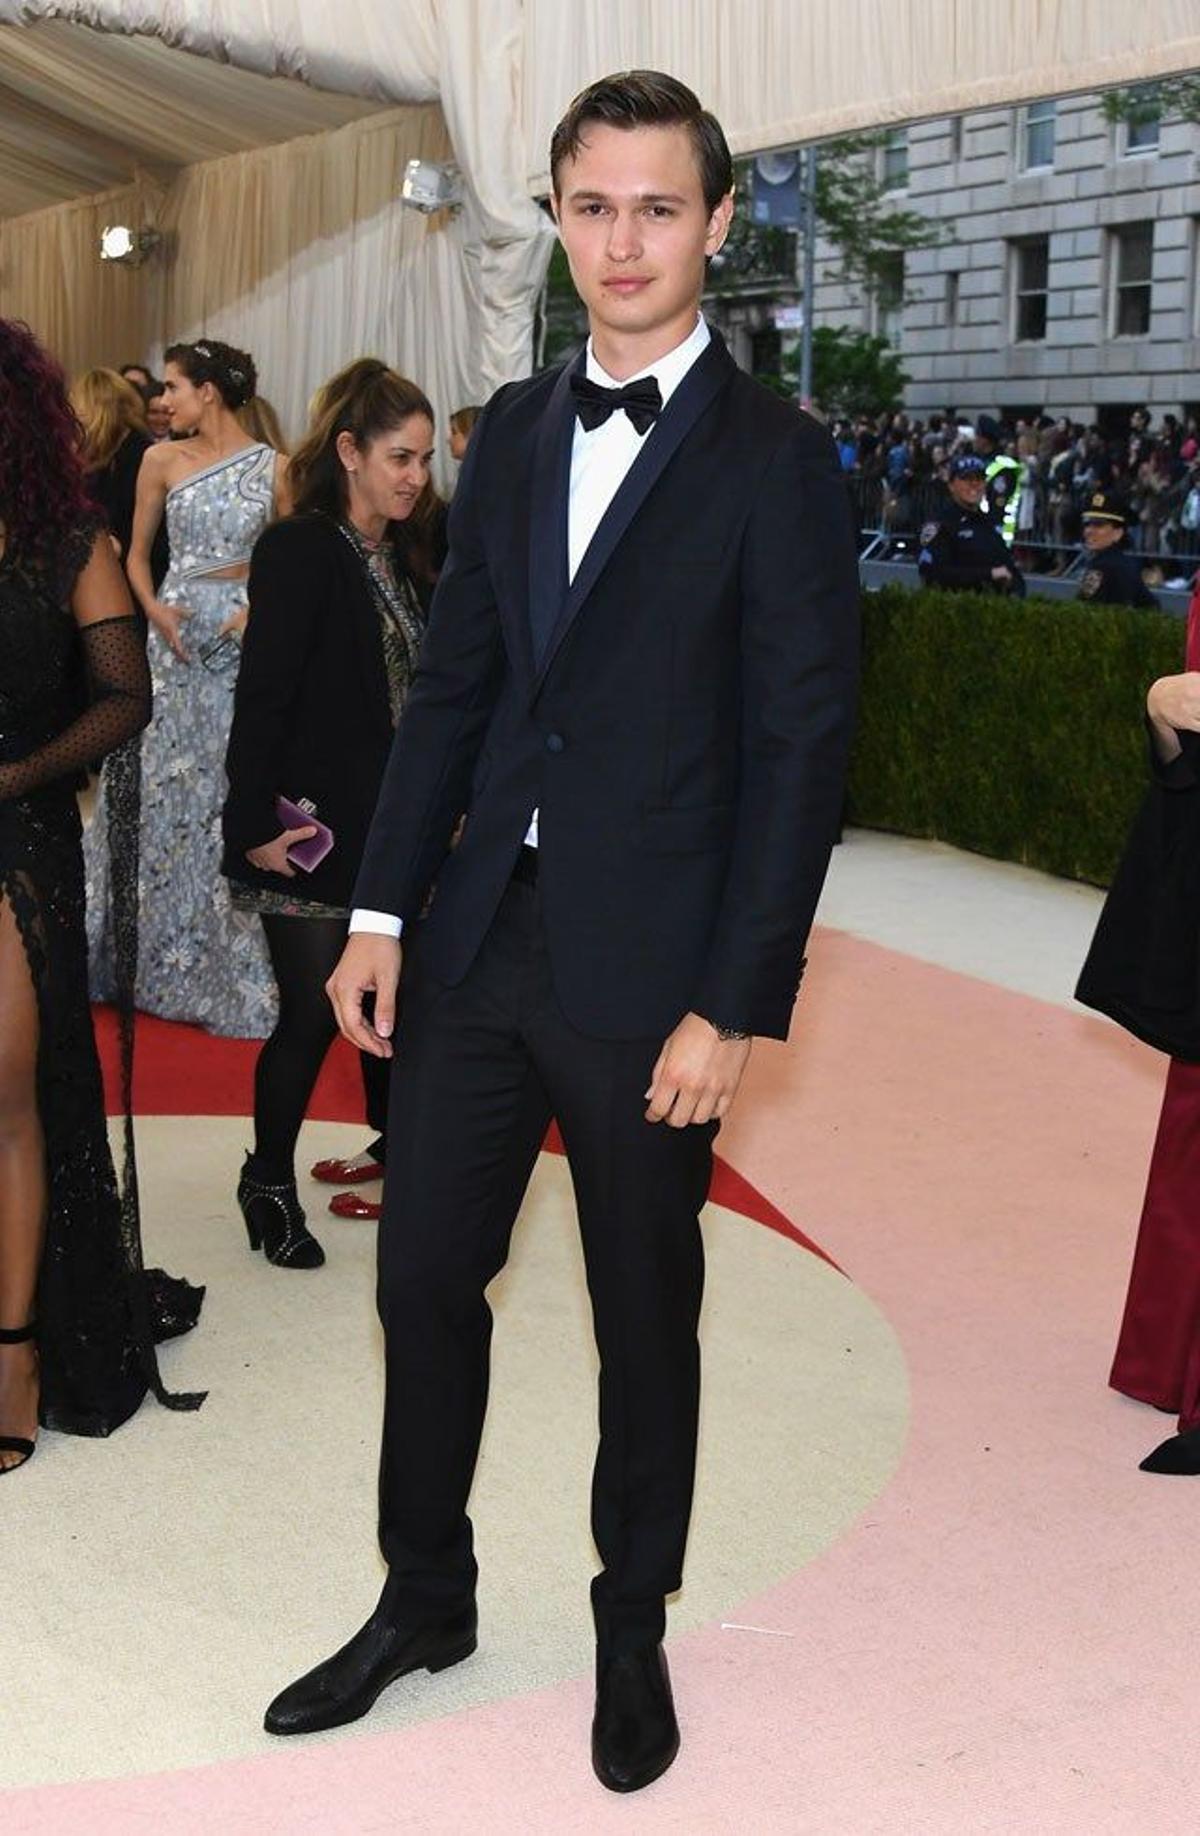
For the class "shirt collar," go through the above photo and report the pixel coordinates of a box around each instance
[585,314,711,407]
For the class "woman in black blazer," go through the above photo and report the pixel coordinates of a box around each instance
[222,360,437,1267]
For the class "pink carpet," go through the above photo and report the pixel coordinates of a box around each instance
[10,924,1193,1835]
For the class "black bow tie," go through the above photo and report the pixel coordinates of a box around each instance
[569,371,663,436]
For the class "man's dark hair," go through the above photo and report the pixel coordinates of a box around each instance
[550,70,733,215]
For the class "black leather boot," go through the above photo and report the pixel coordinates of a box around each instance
[592,1644,680,1792]
[264,1598,478,1735]
[237,1156,324,1269]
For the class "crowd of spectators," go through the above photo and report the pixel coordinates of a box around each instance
[835,406,1200,576]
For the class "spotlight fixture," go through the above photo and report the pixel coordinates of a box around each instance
[99,225,161,266]
[400,159,463,214]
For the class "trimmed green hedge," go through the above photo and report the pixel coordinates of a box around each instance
[846,585,1186,887]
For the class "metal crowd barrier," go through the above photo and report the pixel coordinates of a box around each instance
[848,476,1200,572]
[849,478,1194,616]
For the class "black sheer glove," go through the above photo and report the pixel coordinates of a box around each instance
[0,616,150,801]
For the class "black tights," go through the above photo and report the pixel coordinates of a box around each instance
[252,914,389,1183]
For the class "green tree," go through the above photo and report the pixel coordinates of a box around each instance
[1101,76,1200,128]
[813,133,947,297]
[781,325,909,416]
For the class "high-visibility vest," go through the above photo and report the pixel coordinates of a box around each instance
[985,454,1021,544]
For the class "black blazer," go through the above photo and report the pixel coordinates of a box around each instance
[1076,731,1200,1059]
[354,331,861,1040]
[89,430,168,586]
[222,514,401,908]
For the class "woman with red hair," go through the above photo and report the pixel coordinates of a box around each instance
[0,319,202,1473]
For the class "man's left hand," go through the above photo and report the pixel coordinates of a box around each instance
[645,1013,752,1128]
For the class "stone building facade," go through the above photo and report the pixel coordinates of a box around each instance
[812,91,1200,428]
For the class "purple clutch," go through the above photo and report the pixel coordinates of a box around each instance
[275,794,335,872]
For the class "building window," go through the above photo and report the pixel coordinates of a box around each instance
[1020,99,1056,170]
[874,252,904,343]
[945,271,960,327]
[1120,85,1162,155]
[1110,223,1153,336]
[1011,237,1049,341]
[879,128,908,192]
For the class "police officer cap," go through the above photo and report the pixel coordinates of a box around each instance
[1081,488,1129,525]
[950,453,987,479]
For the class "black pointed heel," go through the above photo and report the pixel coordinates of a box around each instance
[237,1161,325,1270]
[1140,1424,1200,1474]
[0,1321,38,1474]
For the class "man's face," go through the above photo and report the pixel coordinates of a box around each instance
[949,474,986,510]
[553,123,732,347]
[146,393,171,439]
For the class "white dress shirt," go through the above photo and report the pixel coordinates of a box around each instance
[351,313,712,938]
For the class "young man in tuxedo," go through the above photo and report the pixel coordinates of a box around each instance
[265,71,860,1791]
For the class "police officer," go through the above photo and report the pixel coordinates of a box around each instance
[1076,488,1158,608]
[974,413,1021,543]
[918,453,1025,595]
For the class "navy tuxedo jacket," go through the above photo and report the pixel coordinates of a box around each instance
[353,331,860,1041]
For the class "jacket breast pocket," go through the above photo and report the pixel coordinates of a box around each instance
[634,803,734,855]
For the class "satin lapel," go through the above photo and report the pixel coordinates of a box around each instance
[526,355,579,671]
[532,334,735,694]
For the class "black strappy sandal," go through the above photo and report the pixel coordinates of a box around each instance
[0,1321,37,1474]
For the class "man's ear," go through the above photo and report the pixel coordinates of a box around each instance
[706,191,735,258]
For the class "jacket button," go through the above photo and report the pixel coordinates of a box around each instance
[545,732,565,753]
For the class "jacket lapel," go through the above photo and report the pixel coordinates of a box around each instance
[532,332,735,693]
[526,354,578,671]
[347,544,395,739]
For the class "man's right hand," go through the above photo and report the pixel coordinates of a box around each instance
[326,933,403,1058]
[990,566,1013,586]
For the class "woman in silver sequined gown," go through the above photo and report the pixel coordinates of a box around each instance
[87,340,286,1037]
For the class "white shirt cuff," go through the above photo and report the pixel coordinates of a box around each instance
[349,908,403,938]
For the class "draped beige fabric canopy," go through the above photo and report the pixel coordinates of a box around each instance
[0,0,552,461]
[523,1,1200,190]
[1,0,1198,452]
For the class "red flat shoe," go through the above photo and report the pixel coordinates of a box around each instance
[310,1155,383,1186]
[329,1191,383,1220]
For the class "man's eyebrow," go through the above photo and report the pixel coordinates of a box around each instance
[565,189,689,205]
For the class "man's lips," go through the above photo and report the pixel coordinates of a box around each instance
[603,277,651,292]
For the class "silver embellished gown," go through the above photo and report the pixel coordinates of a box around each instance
[87,444,279,1037]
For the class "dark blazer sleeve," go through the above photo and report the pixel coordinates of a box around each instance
[351,393,509,921]
[693,418,861,1038]
[222,522,328,858]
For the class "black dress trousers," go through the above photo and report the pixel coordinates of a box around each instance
[377,868,713,1656]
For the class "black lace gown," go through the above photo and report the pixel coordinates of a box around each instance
[0,524,203,1436]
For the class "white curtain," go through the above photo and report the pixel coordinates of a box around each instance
[8,0,1197,401]
[522,0,1200,187]
[145,107,474,487]
[0,174,161,377]
[0,0,555,394]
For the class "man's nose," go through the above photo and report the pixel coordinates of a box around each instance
[606,213,642,262]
